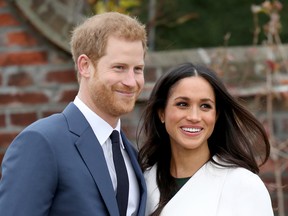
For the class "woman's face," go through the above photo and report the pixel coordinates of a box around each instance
[158,76,217,155]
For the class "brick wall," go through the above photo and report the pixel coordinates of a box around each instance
[0,0,78,162]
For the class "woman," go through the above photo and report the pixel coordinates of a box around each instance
[138,63,274,216]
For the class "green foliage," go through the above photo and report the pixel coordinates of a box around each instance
[89,0,141,14]
[88,0,288,51]
[139,0,288,51]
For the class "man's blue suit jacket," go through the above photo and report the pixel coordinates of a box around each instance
[0,103,147,216]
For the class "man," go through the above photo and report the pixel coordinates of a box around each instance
[0,12,147,216]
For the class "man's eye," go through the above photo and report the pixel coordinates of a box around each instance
[134,67,144,74]
[115,66,124,70]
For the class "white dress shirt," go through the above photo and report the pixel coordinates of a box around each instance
[74,96,140,216]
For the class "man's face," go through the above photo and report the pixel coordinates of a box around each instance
[86,36,145,123]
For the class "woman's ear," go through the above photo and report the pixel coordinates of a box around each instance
[216,111,220,121]
[77,54,92,78]
[158,109,165,123]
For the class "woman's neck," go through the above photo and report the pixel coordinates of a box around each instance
[170,146,210,178]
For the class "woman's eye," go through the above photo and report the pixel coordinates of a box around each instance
[201,104,212,109]
[176,102,187,107]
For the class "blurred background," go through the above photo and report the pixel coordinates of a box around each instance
[0,0,288,215]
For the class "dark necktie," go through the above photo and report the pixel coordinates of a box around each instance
[110,130,129,216]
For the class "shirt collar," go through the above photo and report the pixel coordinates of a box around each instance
[73,96,121,146]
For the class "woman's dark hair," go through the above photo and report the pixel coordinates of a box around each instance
[137,62,270,216]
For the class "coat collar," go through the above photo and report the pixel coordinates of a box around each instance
[145,157,228,216]
[161,160,228,215]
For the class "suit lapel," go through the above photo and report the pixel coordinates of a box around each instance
[121,132,147,216]
[63,103,119,216]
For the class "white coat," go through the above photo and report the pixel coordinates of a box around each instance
[145,157,274,216]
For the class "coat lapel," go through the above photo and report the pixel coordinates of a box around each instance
[63,103,119,216]
[161,160,228,216]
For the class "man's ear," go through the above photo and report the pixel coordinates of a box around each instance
[77,54,92,78]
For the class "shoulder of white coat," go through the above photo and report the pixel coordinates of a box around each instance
[224,167,274,215]
[212,156,267,189]
[224,166,270,197]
